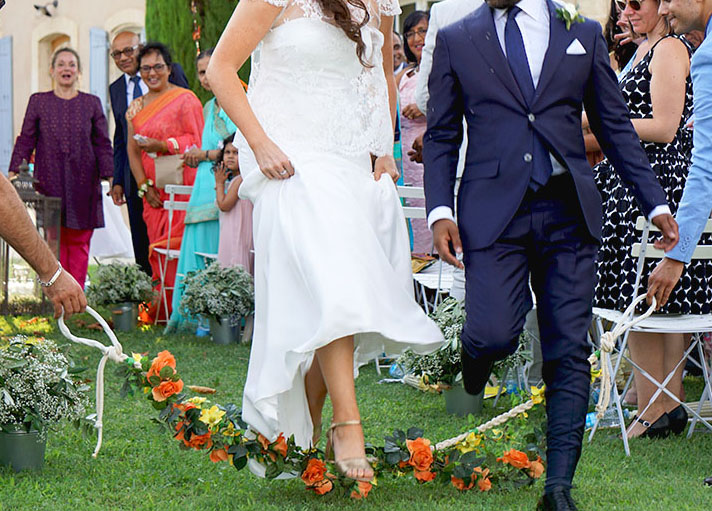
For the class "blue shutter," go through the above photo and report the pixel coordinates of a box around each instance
[89,28,109,116]
[0,36,12,175]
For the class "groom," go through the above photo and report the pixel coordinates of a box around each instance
[423,0,679,509]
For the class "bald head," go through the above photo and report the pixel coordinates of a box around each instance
[111,31,141,75]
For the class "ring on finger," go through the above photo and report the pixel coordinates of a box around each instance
[280,170,288,176]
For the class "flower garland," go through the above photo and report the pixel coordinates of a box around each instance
[118,350,547,499]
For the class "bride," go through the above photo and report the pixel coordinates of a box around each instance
[208,0,444,482]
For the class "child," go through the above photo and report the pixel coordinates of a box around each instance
[215,135,254,274]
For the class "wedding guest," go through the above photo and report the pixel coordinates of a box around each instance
[109,31,191,276]
[9,47,113,289]
[214,135,253,273]
[393,31,407,74]
[165,48,237,332]
[592,0,705,439]
[397,10,431,254]
[126,42,204,323]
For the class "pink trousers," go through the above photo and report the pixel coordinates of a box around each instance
[59,226,93,289]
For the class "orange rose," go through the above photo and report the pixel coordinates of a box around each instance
[478,476,492,492]
[451,476,475,491]
[302,458,328,486]
[174,422,187,443]
[273,433,288,458]
[258,434,270,450]
[147,350,176,380]
[173,402,196,413]
[350,481,372,499]
[151,379,184,402]
[406,438,434,472]
[313,479,334,495]
[528,457,545,479]
[497,449,531,470]
[209,448,229,463]
[414,470,437,482]
[185,431,212,450]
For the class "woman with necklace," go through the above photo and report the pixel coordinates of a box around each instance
[9,47,113,289]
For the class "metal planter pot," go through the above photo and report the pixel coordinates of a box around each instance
[112,302,138,332]
[444,384,484,417]
[0,426,46,472]
[209,316,242,345]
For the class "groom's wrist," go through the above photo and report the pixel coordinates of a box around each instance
[648,204,671,221]
[428,206,455,230]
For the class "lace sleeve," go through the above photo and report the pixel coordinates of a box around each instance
[260,0,289,7]
[378,0,401,16]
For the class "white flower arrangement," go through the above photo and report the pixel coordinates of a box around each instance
[0,337,89,437]
[555,2,584,30]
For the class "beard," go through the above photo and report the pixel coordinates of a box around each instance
[486,0,521,9]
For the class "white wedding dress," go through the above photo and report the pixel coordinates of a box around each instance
[237,0,445,451]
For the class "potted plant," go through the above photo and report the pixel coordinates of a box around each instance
[0,336,89,471]
[180,262,254,344]
[398,298,531,417]
[86,262,154,331]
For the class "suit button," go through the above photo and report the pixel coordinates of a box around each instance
[490,68,495,74]
[528,113,536,122]
[524,153,533,163]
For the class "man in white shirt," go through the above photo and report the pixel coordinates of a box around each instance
[423,0,678,508]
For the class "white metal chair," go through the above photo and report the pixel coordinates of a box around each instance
[153,184,193,324]
[589,217,712,455]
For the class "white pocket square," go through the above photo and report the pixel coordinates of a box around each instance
[566,39,587,55]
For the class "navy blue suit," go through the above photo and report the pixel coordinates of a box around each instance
[110,63,190,275]
[423,1,667,490]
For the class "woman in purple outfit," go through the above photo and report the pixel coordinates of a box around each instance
[9,48,113,288]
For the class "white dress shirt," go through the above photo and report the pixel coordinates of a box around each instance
[427,0,669,229]
[125,73,148,107]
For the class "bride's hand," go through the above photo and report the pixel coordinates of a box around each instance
[374,155,400,183]
[252,137,294,180]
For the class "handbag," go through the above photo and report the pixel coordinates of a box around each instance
[153,154,184,188]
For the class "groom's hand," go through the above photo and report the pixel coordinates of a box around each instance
[651,213,679,252]
[647,257,685,309]
[433,219,464,269]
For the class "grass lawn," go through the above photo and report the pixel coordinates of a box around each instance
[0,313,710,511]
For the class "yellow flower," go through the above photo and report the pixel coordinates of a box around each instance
[132,352,143,364]
[530,386,546,405]
[457,432,483,454]
[188,396,208,408]
[199,405,226,429]
[222,421,240,437]
[590,368,602,383]
[143,386,151,394]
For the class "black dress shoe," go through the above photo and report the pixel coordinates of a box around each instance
[632,413,671,439]
[537,486,578,511]
[667,405,688,435]
[704,476,712,486]
[460,347,493,395]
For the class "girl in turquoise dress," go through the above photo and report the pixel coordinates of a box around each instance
[165,49,237,333]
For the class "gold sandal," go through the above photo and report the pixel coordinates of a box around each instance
[326,420,374,482]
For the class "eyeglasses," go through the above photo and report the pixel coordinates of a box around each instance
[110,45,139,59]
[139,63,167,74]
[616,0,643,11]
[404,28,428,40]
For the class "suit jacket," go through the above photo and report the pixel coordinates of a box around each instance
[110,62,190,194]
[423,0,667,250]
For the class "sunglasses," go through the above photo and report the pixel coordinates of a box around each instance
[111,45,139,59]
[616,0,643,11]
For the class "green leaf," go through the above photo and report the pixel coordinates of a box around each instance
[233,455,248,471]
[160,366,174,379]
[406,427,424,441]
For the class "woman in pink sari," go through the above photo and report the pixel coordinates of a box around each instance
[126,42,204,323]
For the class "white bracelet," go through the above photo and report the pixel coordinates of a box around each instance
[38,264,63,287]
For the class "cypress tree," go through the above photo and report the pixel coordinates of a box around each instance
[145,0,248,103]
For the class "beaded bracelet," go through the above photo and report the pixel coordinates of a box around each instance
[138,178,154,198]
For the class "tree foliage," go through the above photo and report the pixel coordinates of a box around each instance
[145,0,249,103]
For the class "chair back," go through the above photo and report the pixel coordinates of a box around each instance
[631,216,712,297]
[397,185,426,219]
[162,184,193,249]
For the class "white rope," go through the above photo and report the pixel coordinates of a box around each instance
[57,306,141,457]
[435,399,537,451]
[593,295,656,419]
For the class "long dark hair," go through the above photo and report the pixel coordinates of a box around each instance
[604,0,636,70]
[402,10,429,64]
[317,0,372,66]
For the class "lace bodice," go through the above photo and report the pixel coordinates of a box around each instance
[241,0,399,167]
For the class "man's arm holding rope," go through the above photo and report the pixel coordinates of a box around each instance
[0,174,86,318]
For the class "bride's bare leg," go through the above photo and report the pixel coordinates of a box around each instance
[305,357,327,445]
[315,335,373,480]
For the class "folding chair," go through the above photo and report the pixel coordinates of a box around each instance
[153,184,193,324]
[589,217,712,455]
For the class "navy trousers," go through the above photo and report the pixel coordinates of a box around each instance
[462,174,596,490]
[124,174,152,276]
